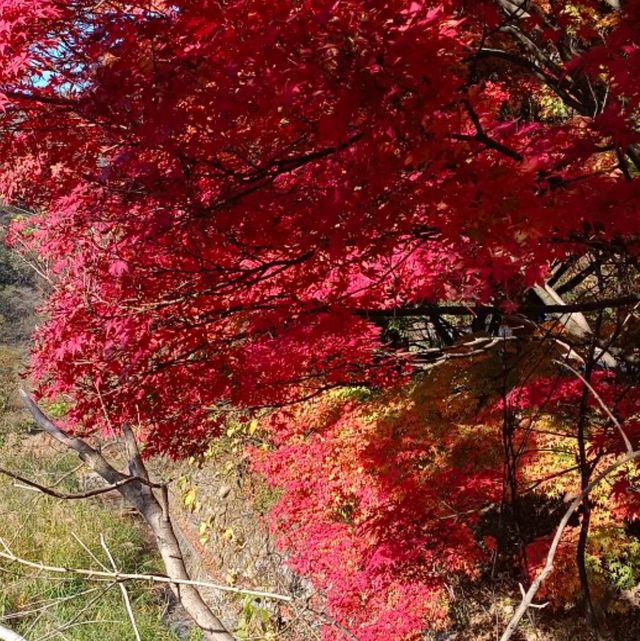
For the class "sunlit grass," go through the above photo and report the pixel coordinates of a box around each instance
[0,345,199,641]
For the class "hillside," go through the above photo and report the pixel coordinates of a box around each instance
[0,210,40,345]
[0,220,199,641]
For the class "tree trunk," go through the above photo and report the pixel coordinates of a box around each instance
[19,392,235,641]
[0,625,27,641]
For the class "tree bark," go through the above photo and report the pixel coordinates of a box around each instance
[0,625,27,641]
[19,392,235,641]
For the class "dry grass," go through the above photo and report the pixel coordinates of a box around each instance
[0,344,199,641]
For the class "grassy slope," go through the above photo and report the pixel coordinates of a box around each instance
[0,219,204,641]
[0,347,198,641]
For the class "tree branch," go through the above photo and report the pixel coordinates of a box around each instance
[101,534,142,641]
[554,360,633,454]
[0,537,291,603]
[18,392,238,641]
[355,294,640,320]
[500,448,640,641]
[0,625,27,641]
[1,467,159,501]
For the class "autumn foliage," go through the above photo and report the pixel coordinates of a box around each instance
[1,0,640,638]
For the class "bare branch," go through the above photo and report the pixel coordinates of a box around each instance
[500,448,640,641]
[0,624,27,641]
[1,468,154,500]
[554,360,633,454]
[0,586,103,625]
[36,582,115,641]
[71,532,110,571]
[355,293,640,320]
[101,534,142,641]
[18,392,237,640]
[122,424,150,482]
[18,391,128,488]
[0,538,291,602]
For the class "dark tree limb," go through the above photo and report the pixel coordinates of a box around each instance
[0,467,158,500]
[355,294,640,320]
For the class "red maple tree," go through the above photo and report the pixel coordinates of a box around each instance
[1,1,640,639]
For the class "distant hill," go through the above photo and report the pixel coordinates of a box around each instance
[0,208,41,345]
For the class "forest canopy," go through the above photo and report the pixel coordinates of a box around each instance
[0,1,640,639]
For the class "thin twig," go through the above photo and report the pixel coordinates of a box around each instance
[3,469,156,500]
[500,448,640,641]
[101,534,142,641]
[71,532,109,571]
[554,360,633,454]
[0,587,102,623]
[36,584,115,641]
[0,538,292,602]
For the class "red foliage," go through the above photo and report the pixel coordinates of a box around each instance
[0,1,636,452]
[253,382,503,639]
[1,1,640,638]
